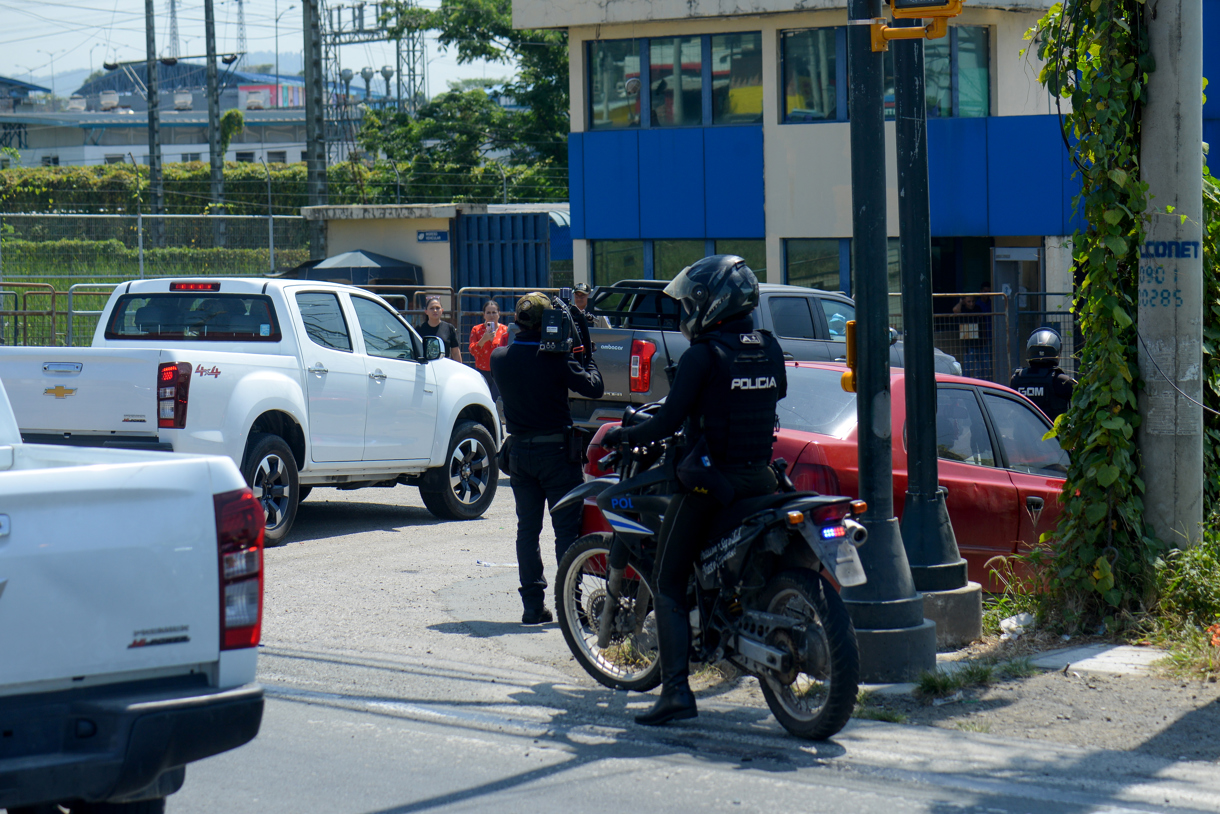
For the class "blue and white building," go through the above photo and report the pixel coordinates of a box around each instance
[515,0,1218,305]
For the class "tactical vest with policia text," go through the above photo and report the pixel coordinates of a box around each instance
[693,328,785,465]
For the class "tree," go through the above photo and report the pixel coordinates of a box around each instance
[384,0,569,167]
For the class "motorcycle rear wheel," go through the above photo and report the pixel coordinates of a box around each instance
[756,569,859,741]
[556,533,662,692]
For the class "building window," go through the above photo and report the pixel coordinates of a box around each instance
[105,154,125,164]
[653,240,705,280]
[714,239,766,280]
[180,153,201,163]
[589,33,762,129]
[785,239,842,291]
[589,40,643,130]
[650,36,702,127]
[592,241,645,286]
[267,151,288,163]
[712,33,763,124]
[782,28,841,122]
[783,25,989,122]
[235,152,255,163]
[41,155,59,166]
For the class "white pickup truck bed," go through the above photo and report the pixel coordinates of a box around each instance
[0,381,264,812]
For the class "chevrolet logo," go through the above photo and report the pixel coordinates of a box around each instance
[44,385,77,399]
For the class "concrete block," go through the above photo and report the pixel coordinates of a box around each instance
[921,581,984,650]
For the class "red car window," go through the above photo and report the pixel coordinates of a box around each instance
[982,392,1069,476]
[935,388,995,467]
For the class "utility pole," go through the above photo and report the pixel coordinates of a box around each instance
[205,0,226,248]
[144,0,165,249]
[303,0,328,259]
[1138,0,1204,546]
[893,20,980,648]
[840,0,936,682]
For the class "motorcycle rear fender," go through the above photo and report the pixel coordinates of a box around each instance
[551,475,620,516]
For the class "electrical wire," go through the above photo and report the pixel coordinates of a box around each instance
[1135,330,1220,417]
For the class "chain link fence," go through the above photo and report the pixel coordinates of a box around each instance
[0,213,311,283]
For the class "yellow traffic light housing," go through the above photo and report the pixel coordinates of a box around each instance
[840,320,858,393]
[871,0,964,52]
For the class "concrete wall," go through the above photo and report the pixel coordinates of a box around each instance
[323,216,456,290]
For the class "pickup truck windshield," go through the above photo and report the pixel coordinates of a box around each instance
[105,293,283,341]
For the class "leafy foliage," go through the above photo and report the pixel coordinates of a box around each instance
[1155,529,1220,627]
[1202,160,1220,527]
[219,110,246,156]
[1028,0,1165,628]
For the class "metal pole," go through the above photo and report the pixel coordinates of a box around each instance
[894,21,978,647]
[1139,0,1204,545]
[840,0,936,682]
[302,0,328,259]
[261,157,275,273]
[144,0,164,248]
[205,0,225,248]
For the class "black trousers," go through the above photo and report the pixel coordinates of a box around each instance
[509,438,584,611]
[652,464,778,691]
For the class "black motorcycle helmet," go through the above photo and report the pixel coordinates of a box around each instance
[663,254,759,341]
[1027,327,1062,366]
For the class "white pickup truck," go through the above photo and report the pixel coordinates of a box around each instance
[0,278,502,544]
[0,378,264,814]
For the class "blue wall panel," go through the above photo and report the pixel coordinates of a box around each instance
[927,117,989,236]
[582,130,641,239]
[454,213,551,312]
[1062,133,1086,235]
[704,126,765,237]
[568,133,585,239]
[987,116,1064,236]
[1206,120,1220,166]
[638,129,706,238]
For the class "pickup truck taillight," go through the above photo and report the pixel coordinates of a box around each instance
[629,339,656,393]
[215,488,264,650]
[157,362,191,429]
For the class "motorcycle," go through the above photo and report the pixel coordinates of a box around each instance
[551,406,870,741]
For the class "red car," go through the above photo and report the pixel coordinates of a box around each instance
[583,362,1068,591]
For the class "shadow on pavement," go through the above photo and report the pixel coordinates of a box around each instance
[429,620,554,638]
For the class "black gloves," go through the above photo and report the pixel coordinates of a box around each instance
[603,425,625,448]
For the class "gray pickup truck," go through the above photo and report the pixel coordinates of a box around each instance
[571,280,960,431]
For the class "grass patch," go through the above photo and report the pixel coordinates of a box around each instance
[997,657,1039,679]
[915,669,962,698]
[955,720,991,733]
[916,657,1039,700]
[1147,530,1220,679]
[853,690,908,724]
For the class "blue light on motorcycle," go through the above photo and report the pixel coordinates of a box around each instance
[821,525,847,540]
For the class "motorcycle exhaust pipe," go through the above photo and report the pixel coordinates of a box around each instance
[597,566,624,648]
[844,518,868,547]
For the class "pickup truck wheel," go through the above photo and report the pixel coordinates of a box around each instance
[420,421,498,520]
[242,433,299,547]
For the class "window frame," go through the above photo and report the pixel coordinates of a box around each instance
[587,32,763,131]
[349,295,423,362]
[294,290,354,353]
[934,384,997,469]
[978,388,1068,476]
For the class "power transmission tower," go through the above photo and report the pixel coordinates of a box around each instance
[321,1,426,165]
[236,0,248,70]
[167,0,180,59]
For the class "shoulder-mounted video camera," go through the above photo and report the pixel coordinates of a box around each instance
[539,287,592,360]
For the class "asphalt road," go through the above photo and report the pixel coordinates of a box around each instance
[170,483,1220,814]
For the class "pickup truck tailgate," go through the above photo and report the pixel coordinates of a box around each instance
[0,348,164,436]
[0,450,221,691]
[588,329,637,402]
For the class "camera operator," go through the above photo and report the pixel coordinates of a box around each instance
[490,292,604,625]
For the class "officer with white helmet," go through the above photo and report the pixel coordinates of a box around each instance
[1010,327,1075,421]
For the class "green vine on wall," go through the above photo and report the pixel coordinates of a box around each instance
[1202,151,1220,526]
[1028,0,1165,629]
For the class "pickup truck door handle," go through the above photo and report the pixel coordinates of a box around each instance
[307,364,328,375]
[43,362,82,374]
[368,370,387,381]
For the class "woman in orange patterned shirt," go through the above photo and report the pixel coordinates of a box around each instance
[469,299,509,400]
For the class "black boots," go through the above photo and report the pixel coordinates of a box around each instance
[635,685,697,725]
[635,600,697,726]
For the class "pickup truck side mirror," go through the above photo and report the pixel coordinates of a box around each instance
[889,327,900,346]
[423,336,443,361]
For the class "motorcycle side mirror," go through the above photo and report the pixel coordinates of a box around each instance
[423,336,443,361]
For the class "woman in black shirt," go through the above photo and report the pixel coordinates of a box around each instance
[416,297,463,362]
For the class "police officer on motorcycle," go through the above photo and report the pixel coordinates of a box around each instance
[603,255,786,726]
[1009,327,1075,421]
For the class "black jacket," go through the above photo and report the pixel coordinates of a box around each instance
[490,330,604,436]
[1010,364,1074,421]
[623,318,787,464]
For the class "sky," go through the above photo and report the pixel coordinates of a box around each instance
[0,0,512,98]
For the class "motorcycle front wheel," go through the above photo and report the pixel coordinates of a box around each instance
[756,569,859,741]
[556,533,662,692]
